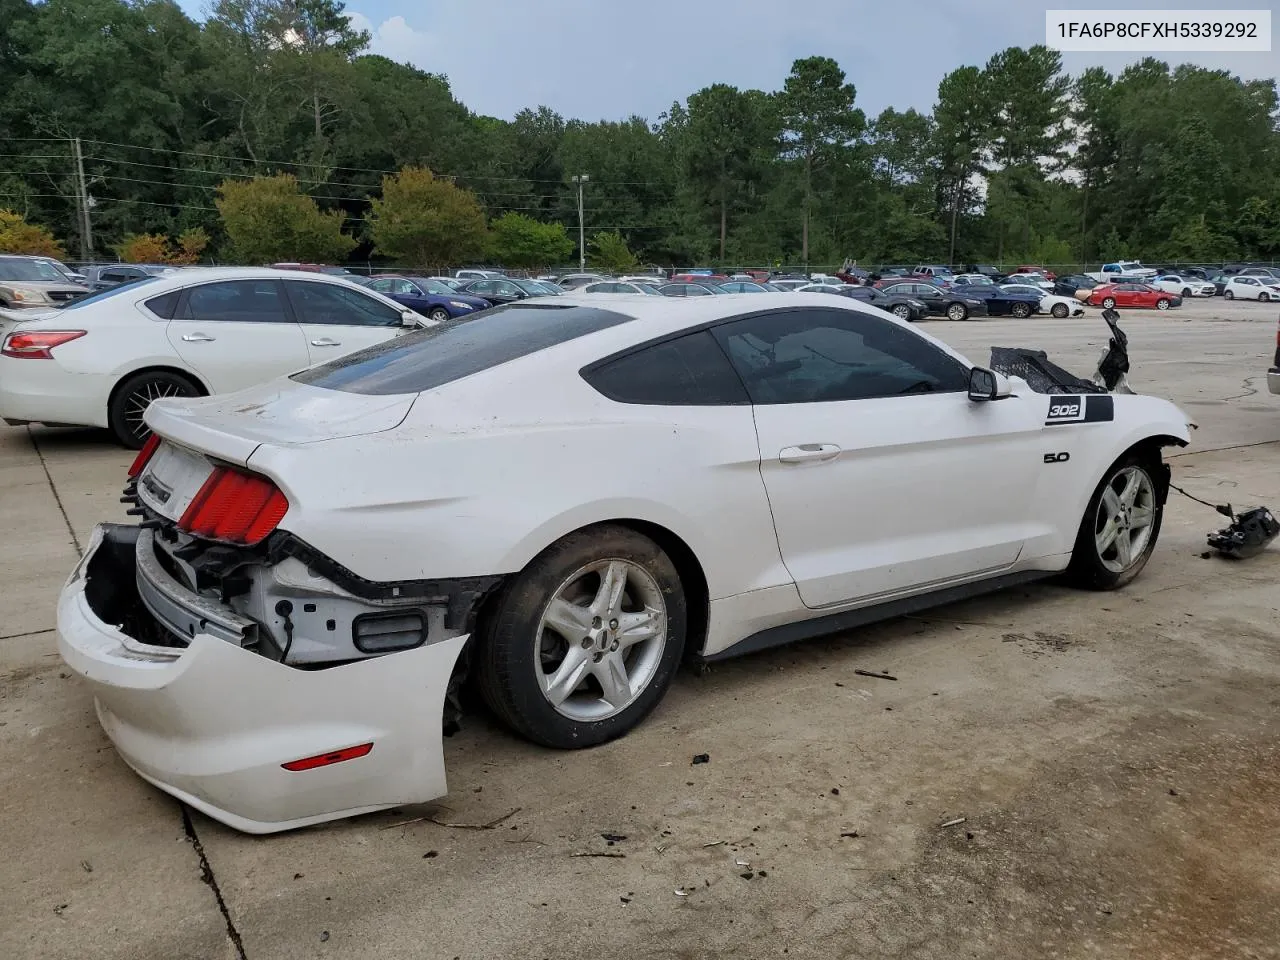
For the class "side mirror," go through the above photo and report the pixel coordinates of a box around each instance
[401,310,420,326]
[968,366,1011,402]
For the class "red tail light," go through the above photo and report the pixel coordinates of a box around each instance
[282,743,374,772]
[128,434,162,478]
[178,466,289,545]
[1,330,87,359]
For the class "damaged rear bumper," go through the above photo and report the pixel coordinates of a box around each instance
[57,524,467,834]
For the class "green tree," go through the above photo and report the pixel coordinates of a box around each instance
[0,209,64,257]
[588,230,638,273]
[369,166,488,268]
[776,56,864,264]
[488,212,574,268]
[933,65,993,265]
[215,173,355,263]
[679,84,776,260]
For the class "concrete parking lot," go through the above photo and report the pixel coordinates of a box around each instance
[3,298,1279,960]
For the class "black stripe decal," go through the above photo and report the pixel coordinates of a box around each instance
[1044,394,1113,426]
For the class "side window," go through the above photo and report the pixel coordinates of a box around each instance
[686,285,711,297]
[389,279,415,295]
[583,331,748,406]
[495,281,519,296]
[101,270,127,283]
[469,281,495,295]
[183,280,289,323]
[144,289,181,319]
[711,309,969,405]
[284,281,402,326]
[661,286,683,297]
[367,278,393,293]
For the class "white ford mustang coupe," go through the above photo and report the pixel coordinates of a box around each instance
[57,294,1192,832]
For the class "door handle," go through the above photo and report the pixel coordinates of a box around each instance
[778,443,842,464]
[310,338,341,347]
[181,333,215,342]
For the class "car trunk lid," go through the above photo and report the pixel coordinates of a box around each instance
[144,378,417,469]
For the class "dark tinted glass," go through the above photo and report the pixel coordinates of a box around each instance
[185,280,289,323]
[294,303,634,396]
[583,331,748,406]
[144,290,181,319]
[712,308,969,404]
[284,280,401,326]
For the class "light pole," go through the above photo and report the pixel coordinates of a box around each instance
[572,174,589,271]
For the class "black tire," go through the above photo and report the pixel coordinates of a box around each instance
[1260,292,1270,303]
[1011,302,1032,319]
[108,370,200,449]
[1224,290,1234,300]
[476,525,687,749]
[1051,303,1069,318]
[1181,288,1192,298]
[1066,452,1164,590]
[1156,298,1171,310]
[1101,297,1116,309]
[428,306,450,323]
[946,303,969,321]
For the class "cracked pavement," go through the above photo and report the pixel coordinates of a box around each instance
[2,300,1279,959]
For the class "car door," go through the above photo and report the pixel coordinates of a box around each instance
[283,278,408,362]
[711,307,1046,608]
[166,279,311,393]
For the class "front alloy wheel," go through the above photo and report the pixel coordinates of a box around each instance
[1068,455,1164,590]
[1011,302,1032,319]
[1101,297,1117,309]
[946,303,969,321]
[428,306,451,323]
[1051,303,1069,318]
[1156,298,1171,310]
[892,304,912,320]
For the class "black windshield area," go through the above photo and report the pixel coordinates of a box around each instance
[292,302,636,396]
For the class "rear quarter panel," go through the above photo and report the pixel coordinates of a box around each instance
[247,371,789,601]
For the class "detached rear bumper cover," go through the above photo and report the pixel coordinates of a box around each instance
[57,524,466,834]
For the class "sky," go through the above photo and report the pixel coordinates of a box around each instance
[185,0,1279,122]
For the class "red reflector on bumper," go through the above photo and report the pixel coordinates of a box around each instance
[281,742,374,772]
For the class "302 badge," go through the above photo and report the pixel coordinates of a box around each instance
[1043,394,1115,427]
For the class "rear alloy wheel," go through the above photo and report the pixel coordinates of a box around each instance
[477,525,686,748]
[428,306,451,323]
[1101,297,1117,309]
[1067,455,1163,590]
[891,304,912,320]
[946,303,969,321]
[1011,302,1033,319]
[108,370,199,449]
[1156,298,1171,310]
[1224,290,1234,300]
[1051,303,1069,318]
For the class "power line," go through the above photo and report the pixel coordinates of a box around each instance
[82,137,674,186]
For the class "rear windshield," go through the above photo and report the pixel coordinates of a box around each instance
[62,277,161,309]
[292,302,635,396]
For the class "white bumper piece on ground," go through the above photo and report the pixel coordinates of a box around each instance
[57,524,467,834]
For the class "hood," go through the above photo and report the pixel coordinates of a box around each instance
[449,293,490,307]
[0,281,89,294]
[145,377,416,467]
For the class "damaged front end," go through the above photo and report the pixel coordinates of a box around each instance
[991,308,1135,395]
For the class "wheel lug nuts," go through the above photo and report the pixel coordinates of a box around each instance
[609,619,619,630]
[610,640,619,651]
[592,652,602,663]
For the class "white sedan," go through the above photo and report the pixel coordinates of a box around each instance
[57,294,1192,832]
[1223,275,1280,301]
[1151,275,1217,298]
[581,280,664,295]
[0,267,422,448]
[1000,283,1086,318]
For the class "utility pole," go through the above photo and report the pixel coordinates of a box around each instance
[71,138,93,261]
[571,174,589,271]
